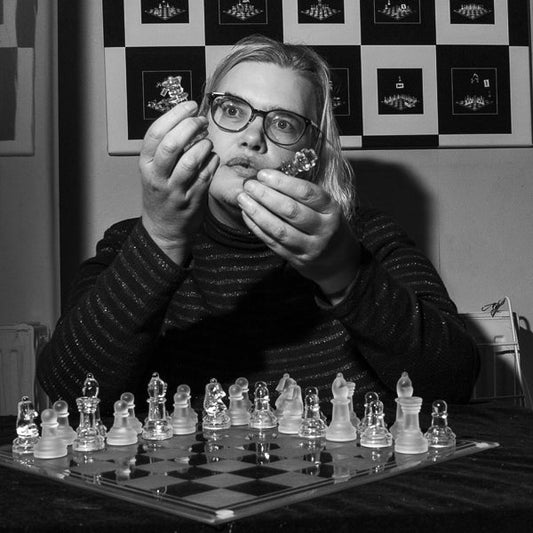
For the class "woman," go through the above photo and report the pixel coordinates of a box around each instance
[38,35,479,414]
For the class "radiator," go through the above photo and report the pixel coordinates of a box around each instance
[0,323,49,416]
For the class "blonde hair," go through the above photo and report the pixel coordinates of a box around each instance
[198,35,356,221]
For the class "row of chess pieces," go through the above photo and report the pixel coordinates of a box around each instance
[12,371,455,460]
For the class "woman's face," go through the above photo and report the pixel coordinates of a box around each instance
[206,61,318,229]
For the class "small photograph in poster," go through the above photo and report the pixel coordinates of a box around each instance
[373,0,421,24]
[329,67,351,116]
[141,0,190,24]
[143,71,192,119]
[297,0,345,24]
[449,1,495,25]
[377,68,423,115]
[218,0,268,25]
[451,68,498,116]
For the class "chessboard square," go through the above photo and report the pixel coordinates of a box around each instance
[265,457,314,471]
[143,447,192,461]
[361,0,436,45]
[300,463,335,478]
[283,0,361,45]
[266,471,326,488]
[229,465,287,479]
[228,479,291,497]
[120,473,186,490]
[169,465,216,481]
[194,472,251,488]
[435,0,509,45]
[204,0,283,46]
[124,0,205,46]
[69,461,115,476]
[89,445,141,461]
[361,45,438,136]
[181,487,255,507]
[198,459,255,472]
[136,459,183,474]
[215,447,256,460]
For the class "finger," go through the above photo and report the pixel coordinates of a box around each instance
[256,168,334,214]
[151,116,209,177]
[185,151,220,201]
[141,100,199,158]
[237,192,306,254]
[169,138,215,188]
[242,178,319,233]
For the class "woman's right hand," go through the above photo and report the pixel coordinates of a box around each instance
[139,100,219,264]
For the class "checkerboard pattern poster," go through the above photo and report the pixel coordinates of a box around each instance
[102,0,532,154]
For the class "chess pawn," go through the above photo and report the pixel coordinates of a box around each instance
[326,373,357,442]
[357,391,380,435]
[360,400,393,448]
[228,384,251,426]
[53,400,77,446]
[82,373,107,436]
[142,372,173,440]
[12,395,40,455]
[176,384,198,423]
[235,377,252,411]
[346,381,360,428]
[394,397,428,454]
[107,400,138,446]
[298,387,327,439]
[34,408,68,459]
[202,378,231,430]
[424,400,456,448]
[73,395,105,452]
[278,382,304,435]
[249,382,277,430]
[390,371,413,440]
[171,391,197,434]
[120,392,143,434]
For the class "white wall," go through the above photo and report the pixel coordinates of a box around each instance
[0,1,59,329]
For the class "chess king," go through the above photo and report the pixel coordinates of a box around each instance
[38,35,480,414]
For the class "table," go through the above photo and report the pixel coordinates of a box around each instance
[1,400,532,532]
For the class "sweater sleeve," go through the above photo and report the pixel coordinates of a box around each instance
[317,208,480,403]
[37,218,189,409]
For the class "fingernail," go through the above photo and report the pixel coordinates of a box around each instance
[182,100,197,112]
[237,192,252,208]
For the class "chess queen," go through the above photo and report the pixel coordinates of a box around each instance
[38,35,480,416]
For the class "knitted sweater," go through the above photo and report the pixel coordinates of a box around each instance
[37,207,479,414]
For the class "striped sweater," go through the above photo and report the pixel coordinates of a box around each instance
[37,207,479,414]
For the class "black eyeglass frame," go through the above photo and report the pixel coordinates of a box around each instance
[207,91,321,147]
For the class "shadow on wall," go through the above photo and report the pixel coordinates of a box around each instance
[518,318,533,409]
[348,158,434,259]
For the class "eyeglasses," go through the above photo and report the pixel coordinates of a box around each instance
[207,92,320,147]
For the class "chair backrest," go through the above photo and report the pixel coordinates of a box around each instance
[461,297,530,407]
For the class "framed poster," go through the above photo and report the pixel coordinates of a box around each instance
[102,0,532,154]
[0,0,36,156]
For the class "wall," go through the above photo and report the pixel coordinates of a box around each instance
[0,1,59,329]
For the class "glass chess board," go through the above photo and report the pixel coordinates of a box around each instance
[0,428,498,525]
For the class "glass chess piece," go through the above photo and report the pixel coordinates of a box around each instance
[202,378,231,431]
[107,400,139,446]
[358,391,380,435]
[276,379,304,435]
[424,400,456,449]
[346,381,361,428]
[171,391,197,435]
[12,395,40,455]
[394,396,429,454]
[82,373,107,436]
[280,148,317,177]
[326,373,357,442]
[228,383,251,426]
[142,372,173,440]
[176,384,198,424]
[53,400,77,446]
[34,408,68,459]
[235,377,252,411]
[73,394,105,452]
[390,371,414,440]
[249,381,278,430]
[120,392,143,434]
[360,399,393,448]
[298,387,327,439]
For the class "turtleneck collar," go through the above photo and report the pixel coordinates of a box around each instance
[203,208,268,250]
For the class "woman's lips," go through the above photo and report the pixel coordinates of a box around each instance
[226,157,259,179]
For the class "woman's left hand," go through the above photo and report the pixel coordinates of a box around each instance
[236,168,361,298]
